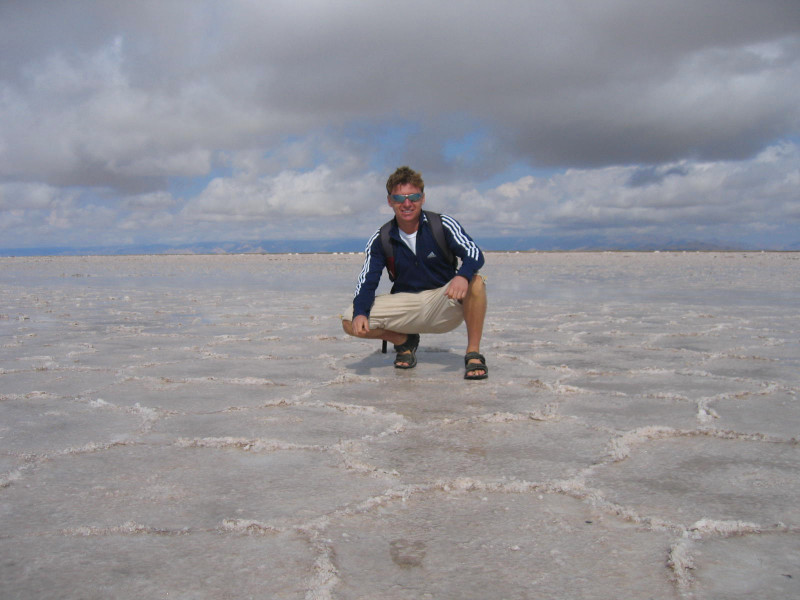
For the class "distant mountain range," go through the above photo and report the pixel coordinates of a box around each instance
[2,236,798,256]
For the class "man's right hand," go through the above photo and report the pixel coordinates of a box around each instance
[352,315,370,336]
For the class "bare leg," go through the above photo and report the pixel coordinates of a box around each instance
[462,275,487,376]
[341,321,415,367]
[342,320,406,344]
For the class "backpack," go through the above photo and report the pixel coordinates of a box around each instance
[379,211,456,282]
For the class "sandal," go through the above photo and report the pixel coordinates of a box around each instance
[464,352,488,380]
[393,334,420,369]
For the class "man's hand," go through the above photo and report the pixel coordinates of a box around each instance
[352,314,370,336]
[445,275,469,301]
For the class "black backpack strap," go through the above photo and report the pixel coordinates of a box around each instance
[379,220,396,281]
[424,211,457,269]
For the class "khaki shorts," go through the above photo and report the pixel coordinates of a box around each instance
[341,282,465,334]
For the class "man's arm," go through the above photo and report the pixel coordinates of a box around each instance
[351,230,385,320]
[440,214,485,281]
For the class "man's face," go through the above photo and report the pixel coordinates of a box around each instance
[387,183,425,230]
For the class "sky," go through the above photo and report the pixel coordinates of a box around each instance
[1,0,799,253]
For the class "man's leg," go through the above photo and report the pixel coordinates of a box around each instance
[341,320,407,345]
[341,284,468,371]
[341,321,416,367]
[462,275,487,376]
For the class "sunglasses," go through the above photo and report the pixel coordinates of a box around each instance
[390,193,423,203]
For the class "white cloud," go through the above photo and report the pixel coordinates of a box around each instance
[0,1,799,250]
[1,141,798,250]
[402,140,797,246]
[183,165,381,223]
[463,142,800,241]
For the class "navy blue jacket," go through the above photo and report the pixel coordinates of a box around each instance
[352,212,484,319]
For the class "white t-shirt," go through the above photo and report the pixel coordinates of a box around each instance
[399,229,417,254]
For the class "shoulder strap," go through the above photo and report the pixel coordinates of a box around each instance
[424,211,457,269]
[379,220,396,281]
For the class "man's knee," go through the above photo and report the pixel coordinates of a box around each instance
[343,319,373,338]
[468,274,486,297]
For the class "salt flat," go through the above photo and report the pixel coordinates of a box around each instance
[1,252,798,599]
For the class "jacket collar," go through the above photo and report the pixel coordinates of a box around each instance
[390,211,428,240]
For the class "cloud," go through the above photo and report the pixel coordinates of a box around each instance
[0,1,799,250]
[1,140,798,249]
[476,142,800,240]
[182,164,384,224]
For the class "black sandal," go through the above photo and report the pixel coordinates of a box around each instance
[394,334,420,369]
[464,352,488,380]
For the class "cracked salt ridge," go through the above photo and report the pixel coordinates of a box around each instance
[1,253,799,599]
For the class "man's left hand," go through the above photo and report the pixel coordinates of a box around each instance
[445,275,469,301]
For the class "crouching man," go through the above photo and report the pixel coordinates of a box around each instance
[341,166,488,379]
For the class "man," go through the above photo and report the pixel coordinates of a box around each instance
[342,166,488,379]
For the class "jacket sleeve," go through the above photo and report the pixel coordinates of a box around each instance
[440,214,485,281]
[352,229,386,319]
